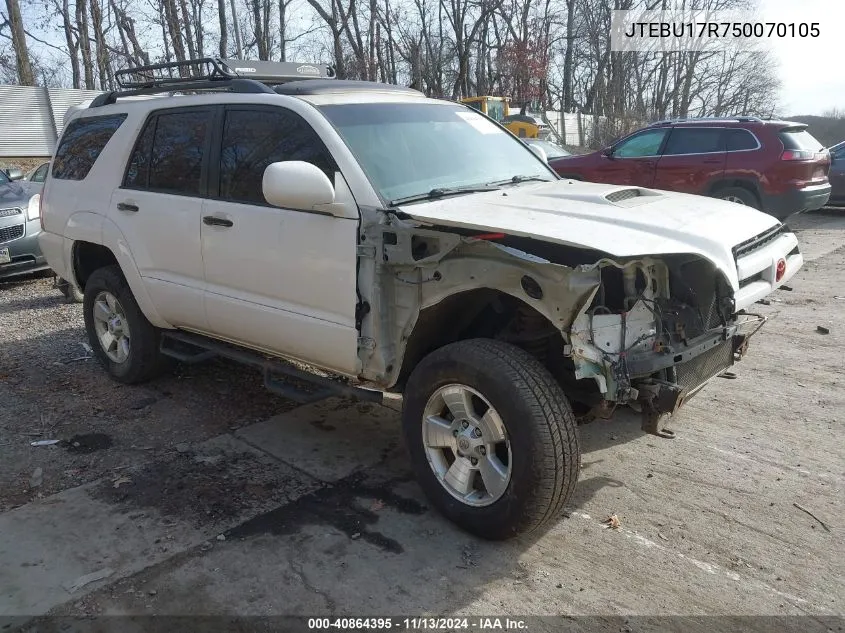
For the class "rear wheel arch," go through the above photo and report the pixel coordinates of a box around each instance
[707,178,762,204]
[72,241,119,289]
[71,223,171,329]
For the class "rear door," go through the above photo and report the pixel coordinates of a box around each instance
[653,127,726,194]
[110,106,215,330]
[602,128,668,186]
[200,105,360,375]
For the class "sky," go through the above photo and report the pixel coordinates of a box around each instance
[758,0,843,115]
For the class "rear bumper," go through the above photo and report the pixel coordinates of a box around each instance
[761,183,832,220]
[0,219,49,280]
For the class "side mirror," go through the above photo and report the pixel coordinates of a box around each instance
[528,144,548,163]
[601,147,614,159]
[7,168,23,181]
[262,161,335,212]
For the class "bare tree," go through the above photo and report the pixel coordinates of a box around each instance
[2,0,35,83]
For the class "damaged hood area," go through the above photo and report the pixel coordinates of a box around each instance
[401,180,781,289]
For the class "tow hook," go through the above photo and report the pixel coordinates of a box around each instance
[641,411,677,439]
[733,334,750,360]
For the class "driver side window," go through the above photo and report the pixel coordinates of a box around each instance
[614,129,668,158]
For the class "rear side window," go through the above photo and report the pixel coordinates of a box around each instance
[779,128,824,151]
[124,109,211,195]
[726,129,758,151]
[218,107,337,204]
[663,128,723,155]
[53,114,127,180]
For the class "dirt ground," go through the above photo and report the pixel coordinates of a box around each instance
[0,210,843,630]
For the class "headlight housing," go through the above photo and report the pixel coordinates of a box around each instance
[26,193,40,221]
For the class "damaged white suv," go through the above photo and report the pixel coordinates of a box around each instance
[39,59,802,539]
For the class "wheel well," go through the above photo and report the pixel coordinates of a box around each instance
[72,241,119,289]
[396,289,572,392]
[708,179,761,203]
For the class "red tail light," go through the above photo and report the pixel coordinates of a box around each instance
[780,149,815,161]
[775,258,786,282]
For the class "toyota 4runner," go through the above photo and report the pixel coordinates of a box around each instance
[38,59,803,539]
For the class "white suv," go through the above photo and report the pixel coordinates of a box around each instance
[39,58,803,539]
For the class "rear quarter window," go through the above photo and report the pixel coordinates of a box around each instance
[52,114,128,180]
[726,129,758,151]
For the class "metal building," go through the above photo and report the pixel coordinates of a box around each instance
[0,85,103,158]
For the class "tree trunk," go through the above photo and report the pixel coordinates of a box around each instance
[76,0,95,88]
[60,0,81,87]
[218,0,228,57]
[89,0,111,89]
[230,0,243,57]
[4,0,34,85]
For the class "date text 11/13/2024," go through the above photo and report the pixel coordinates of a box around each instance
[307,617,529,630]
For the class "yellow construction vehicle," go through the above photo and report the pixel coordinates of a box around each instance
[460,96,510,122]
[460,96,550,139]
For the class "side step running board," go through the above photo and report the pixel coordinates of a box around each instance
[160,331,383,406]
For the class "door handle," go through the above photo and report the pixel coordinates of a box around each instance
[702,159,722,164]
[117,202,139,213]
[203,215,234,228]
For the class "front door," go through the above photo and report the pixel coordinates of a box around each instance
[109,107,215,330]
[654,126,726,194]
[601,128,668,187]
[200,105,360,375]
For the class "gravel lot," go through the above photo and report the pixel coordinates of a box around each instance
[1,210,843,628]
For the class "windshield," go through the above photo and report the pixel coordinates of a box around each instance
[320,103,556,204]
[0,170,9,185]
[486,100,505,122]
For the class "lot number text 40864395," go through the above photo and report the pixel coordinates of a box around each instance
[307,617,528,630]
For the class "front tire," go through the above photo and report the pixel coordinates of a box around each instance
[402,339,580,540]
[83,265,165,384]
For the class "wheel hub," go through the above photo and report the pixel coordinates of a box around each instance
[421,384,512,507]
[92,291,131,364]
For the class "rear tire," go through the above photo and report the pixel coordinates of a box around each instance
[83,265,165,384]
[402,339,580,540]
[715,186,760,209]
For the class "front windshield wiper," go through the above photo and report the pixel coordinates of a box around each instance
[389,185,500,206]
[488,175,554,186]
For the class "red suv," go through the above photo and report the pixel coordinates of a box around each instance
[548,117,831,220]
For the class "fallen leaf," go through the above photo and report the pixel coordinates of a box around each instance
[657,532,669,541]
[603,514,621,530]
[112,475,132,489]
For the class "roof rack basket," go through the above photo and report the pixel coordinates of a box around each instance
[91,58,335,107]
[114,58,335,89]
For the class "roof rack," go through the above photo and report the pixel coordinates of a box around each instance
[90,58,335,108]
[648,116,763,126]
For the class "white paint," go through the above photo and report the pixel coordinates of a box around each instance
[404,180,795,292]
